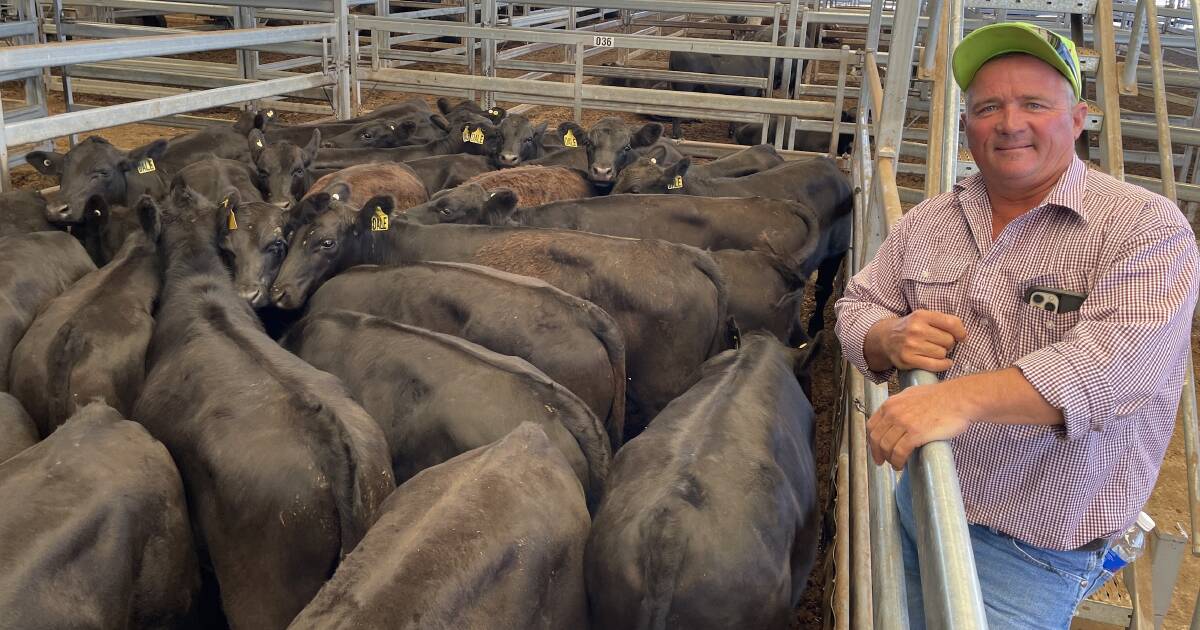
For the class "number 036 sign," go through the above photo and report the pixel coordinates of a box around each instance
[592,35,615,47]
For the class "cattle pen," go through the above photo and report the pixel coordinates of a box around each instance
[1,0,1200,628]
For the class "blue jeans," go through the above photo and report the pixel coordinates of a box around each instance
[895,474,1113,630]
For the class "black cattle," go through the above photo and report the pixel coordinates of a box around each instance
[0,233,95,388]
[272,195,734,437]
[248,128,320,208]
[284,310,611,502]
[612,158,851,334]
[133,185,394,629]
[436,96,506,126]
[262,98,433,145]
[321,110,450,149]
[402,153,495,193]
[145,109,265,174]
[586,332,820,630]
[26,136,168,223]
[0,190,54,236]
[10,206,159,438]
[76,196,144,266]
[484,113,548,167]
[307,262,627,449]
[0,403,200,629]
[311,120,482,170]
[683,143,783,178]
[0,394,36,463]
[557,117,683,184]
[731,111,855,155]
[176,156,265,204]
[218,192,292,308]
[709,249,808,346]
[410,188,820,271]
[664,27,783,138]
[288,423,590,630]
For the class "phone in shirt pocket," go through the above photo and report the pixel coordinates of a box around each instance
[1022,286,1086,314]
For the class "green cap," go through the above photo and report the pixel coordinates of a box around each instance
[952,22,1081,101]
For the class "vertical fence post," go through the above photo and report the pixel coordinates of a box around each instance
[333,0,353,119]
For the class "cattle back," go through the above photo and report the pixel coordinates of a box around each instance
[0,393,36,463]
[288,423,590,630]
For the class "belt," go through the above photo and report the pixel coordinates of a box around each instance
[1075,537,1110,552]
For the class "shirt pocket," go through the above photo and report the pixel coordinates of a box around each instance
[901,256,969,315]
[1014,270,1091,354]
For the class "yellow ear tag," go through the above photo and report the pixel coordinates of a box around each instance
[228,210,238,231]
[370,207,389,232]
[462,125,471,141]
[469,128,486,145]
[265,110,275,118]
[136,158,156,174]
[563,129,578,148]
[667,174,684,190]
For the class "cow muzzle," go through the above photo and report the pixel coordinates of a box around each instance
[498,153,519,166]
[48,203,77,223]
[270,284,302,310]
[239,285,267,308]
[591,166,614,182]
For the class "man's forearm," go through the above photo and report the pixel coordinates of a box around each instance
[945,367,1063,426]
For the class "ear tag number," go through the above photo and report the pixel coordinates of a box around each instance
[667,175,684,190]
[370,207,389,232]
[462,125,471,141]
[563,129,578,148]
[468,128,486,145]
[136,158,156,174]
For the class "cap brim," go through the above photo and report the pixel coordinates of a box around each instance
[952,24,1079,99]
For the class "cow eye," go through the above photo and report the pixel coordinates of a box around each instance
[438,207,452,216]
[319,239,335,249]
[292,168,304,177]
[623,144,632,152]
[361,131,373,139]
[93,170,110,179]
[523,138,533,145]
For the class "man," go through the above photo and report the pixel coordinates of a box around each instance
[834,21,1199,629]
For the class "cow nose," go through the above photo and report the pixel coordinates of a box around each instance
[274,200,292,210]
[52,204,72,221]
[499,153,518,165]
[591,166,613,181]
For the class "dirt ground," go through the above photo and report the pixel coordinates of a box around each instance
[4,19,1199,630]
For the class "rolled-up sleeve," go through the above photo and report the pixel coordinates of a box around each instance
[834,210,913,384]
[1015,209,1200,442]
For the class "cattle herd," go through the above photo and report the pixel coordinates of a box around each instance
[0,90,851,629]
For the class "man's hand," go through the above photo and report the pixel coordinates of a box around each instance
[867,380,973,470]
[864,310,967,373]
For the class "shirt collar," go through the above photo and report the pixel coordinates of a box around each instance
[953,155,1089,223]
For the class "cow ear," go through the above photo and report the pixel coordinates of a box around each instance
[287,194,326,235]
[532,121,548,140]
[430,114,450,132]
[632,122,663,148]
[325,182,351,203]
[248,129,267,160]
[357,195,395,234]
[558,121,587,147]
[436,97,453,115]
[302,129,321,166]
[135,195,162,241]
[26,151,64,177]
[234,109,259,134]
[485,107,506,123]
[129,139,168,164]
[666,157,691,178]
[484,188,519,226]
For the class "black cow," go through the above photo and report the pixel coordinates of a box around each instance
[680,143,783,179]
[143,109,264,174]
[288,423,590,630]
[176,156,265,204]
[311,120,482,170]
[0,232,95,388]
[709,248,808,346]
[248,128,320,208]
[664,27,783,138]
[402,154,495,193]
[407,188,820,272]
[586,332,820,630]
[436,96,506,126]
[75,196,144,266]
[320,110,450,149]
[0,403,200,629]
[284,310,611,502]
[0,191,54,236]
[262,98,433,145]
[10,205,159,438]
[272,195,735,437]
[484,113,548,167]
[557,117,683,184]
[133,184,394,629]
[217,191,291,308]
[731,111,855,155]
[0,393,36,463]
[26,136,168,224]
[307,262,627,449]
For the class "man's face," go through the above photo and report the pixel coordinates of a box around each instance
[962,54,1087,190]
